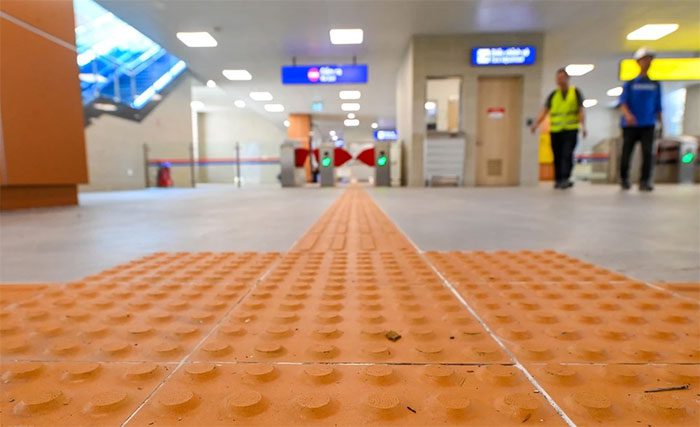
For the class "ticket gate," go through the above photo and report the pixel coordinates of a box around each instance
[318,143,335,187]
[279,140,308,187]
[678,136,698,184]
[374,141,391,187]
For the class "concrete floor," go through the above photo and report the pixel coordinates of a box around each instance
[1,183,698,283]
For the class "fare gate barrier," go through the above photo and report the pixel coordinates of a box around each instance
[374,141,391,187]
[318,143,335,187]
[279,141,308,187]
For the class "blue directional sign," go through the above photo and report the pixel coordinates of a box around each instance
[471,46,536,66]
[373,129,398,141]
[282,64,368,85]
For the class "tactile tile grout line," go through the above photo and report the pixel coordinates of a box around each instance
[367,192,577,427]
[119,254,285,426]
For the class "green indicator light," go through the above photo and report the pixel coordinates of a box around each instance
[377,155,388,167]
[322,157,332,167]
[681,152,695,164]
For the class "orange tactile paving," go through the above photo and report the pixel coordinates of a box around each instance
[426,251,700,364]
[527,363,700,426]
[0,252,280,362]
[292,188,414,252]
[192,251,510,364]
[126,363,563,426]
[2,187,698,426]
[1,361,171,426]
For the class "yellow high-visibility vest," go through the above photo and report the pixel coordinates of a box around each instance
[549,86,580,132]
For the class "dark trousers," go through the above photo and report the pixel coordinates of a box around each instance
[550,130,578,183]
[620,126,655,184]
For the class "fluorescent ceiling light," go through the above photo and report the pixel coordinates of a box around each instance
[234,99,246,108]
[344,119,360,127]
[565,64,595,76]
[206,80,216,88]
[190,101,204,110]
[371,122,378,129]
[330,29,364,45]
[283,120,290,127]
[79,73,108,84]
[339,90,361,100]
[424,101,437,110]
[176,31,217,47]
[583,99,598,108]
[347,113,356,119]
[222,69,252,81]
[341,103,360,112]
[607,86,623,97]
[627,24,679,41]
[250,91,273,101]
[264,103,284,112]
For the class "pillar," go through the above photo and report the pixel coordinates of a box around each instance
[0,0,88,210]
[287,114,312,182]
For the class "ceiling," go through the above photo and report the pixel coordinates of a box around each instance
[98,0,700,138]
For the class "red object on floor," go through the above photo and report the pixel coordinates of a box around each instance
[356,148,375,167]
[157,164,173,187]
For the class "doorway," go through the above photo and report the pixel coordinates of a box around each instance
[476,76,523,186]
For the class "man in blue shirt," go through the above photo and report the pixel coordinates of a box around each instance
[619,47,663,192]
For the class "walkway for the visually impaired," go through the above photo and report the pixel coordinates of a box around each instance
[1,187,698,426]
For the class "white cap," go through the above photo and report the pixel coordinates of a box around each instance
[634,47,655,60]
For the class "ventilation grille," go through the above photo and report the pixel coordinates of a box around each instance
[487,159,503,176]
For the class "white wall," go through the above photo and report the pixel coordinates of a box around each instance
[198,107,286,185]
[81,75,195,191]
[407,33,545,187]
[684,84,700,136]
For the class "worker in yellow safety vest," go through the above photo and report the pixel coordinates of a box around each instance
[531,68,587,189]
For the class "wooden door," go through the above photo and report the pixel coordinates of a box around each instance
[476,76,523,186]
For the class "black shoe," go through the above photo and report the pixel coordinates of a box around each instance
[554,181,564,189]
[639,183,654,192]
[562,180,574,189]
[621,181,631,190]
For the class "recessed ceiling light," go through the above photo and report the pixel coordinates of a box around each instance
[347,113,356,119]
[371,122,378,129]
[264,103,284,112]
[329,130,336,136]
[627,24,679,41]
[234,99,246,108]
[424,101,437,110]
[583,99,598,108]
[344,119,360,127]
[222,69,252,81]
[176,32,217,47]
[339,90,361,100]
[283,120,290,127]
[341,103,360,112]
[190,101,204,110]
[607,87,623,97]
[330,29,364,45]
[332,135,339,141]
[206,80,216,88]
[565,64,595,76]
[250,91,273,101]
[93,102,117,112]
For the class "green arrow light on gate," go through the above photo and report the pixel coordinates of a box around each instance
[322,156,332,167]
[377,155,388,167]
[681,151,695,164]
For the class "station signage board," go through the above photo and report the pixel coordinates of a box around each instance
[282,64,368,84]
[373,129,398,141]
[471,46,536,66]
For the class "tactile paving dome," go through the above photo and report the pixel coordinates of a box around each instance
[1,188,697,426]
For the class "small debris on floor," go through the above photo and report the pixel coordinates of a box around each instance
[644,384,690,393]
[406,406,417,413]
[385,330,401,341]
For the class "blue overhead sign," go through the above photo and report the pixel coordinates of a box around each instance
[471,46,536,66]
[282,64,368,85]
[373,129,398,141]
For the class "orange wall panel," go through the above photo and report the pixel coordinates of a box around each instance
[0,0,76,45]
[0,18,87,185]
[287,114,312,181]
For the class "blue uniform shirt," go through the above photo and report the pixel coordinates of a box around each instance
[620,75,662,128]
